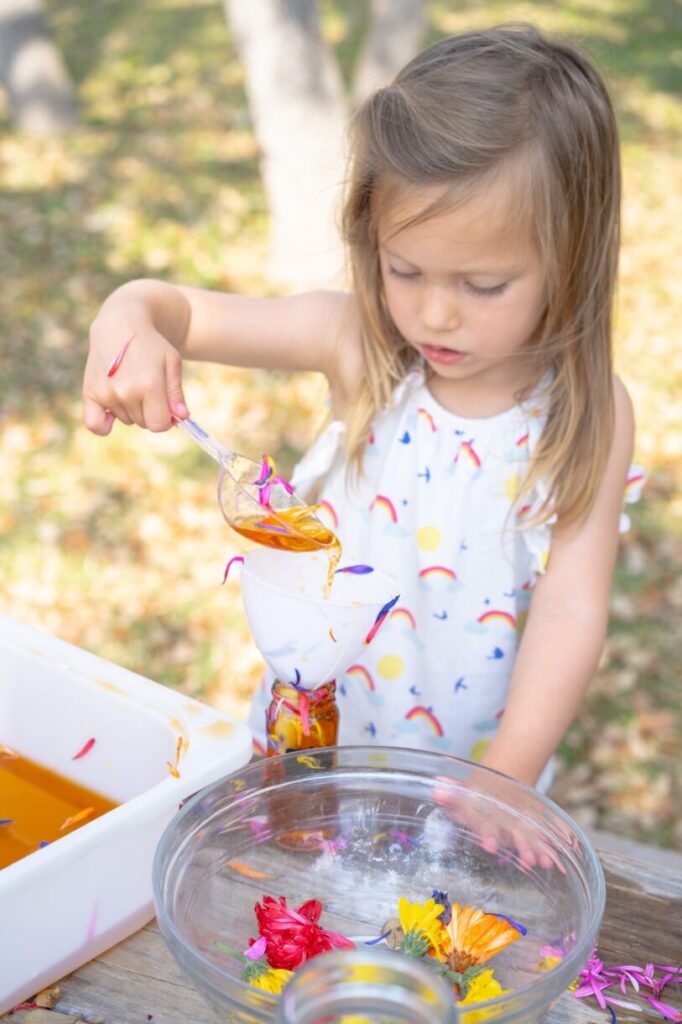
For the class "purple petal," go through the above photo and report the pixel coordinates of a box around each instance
[373,593,400,625]
[494,913,527,936]
[335,564,374,575]
[253,520,290,534]
[253,457,273,487]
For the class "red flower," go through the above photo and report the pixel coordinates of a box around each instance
[253,896,354,970]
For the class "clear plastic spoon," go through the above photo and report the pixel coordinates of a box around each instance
[174,416,336,553]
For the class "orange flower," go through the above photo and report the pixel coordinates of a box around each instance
[442,904,522,973]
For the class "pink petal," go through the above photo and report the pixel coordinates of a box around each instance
[271,475,294,495]
[244,936,267,960]
[72,737,96,760]
[222,555,244,584]
[606,997,643,1011]
[645,997,682,1021]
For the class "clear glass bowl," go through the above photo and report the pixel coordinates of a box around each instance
[152,747,604,1024]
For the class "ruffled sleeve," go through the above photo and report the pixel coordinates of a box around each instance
[290,367,424,501]
[520,457,647,580]
[290,420,346,500]
[620,464,646,533]
[518,487,556,579]
[517,402,555,579]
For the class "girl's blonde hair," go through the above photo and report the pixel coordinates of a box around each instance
[341,24,620,527]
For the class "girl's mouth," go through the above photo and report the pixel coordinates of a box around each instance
[421,344,467,365]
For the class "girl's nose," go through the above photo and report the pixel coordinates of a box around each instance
[419,284,459,332]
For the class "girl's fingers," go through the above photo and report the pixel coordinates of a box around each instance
[85,325,180,431]
[114,392,146,427]
[475,820,500,854]
[538,840,566,874]
[513,833,538,870]
[142,388,174,432]
[83,396,116,436]
[104,404,134,427]
[432,777,565,871]
[165,349,188,418]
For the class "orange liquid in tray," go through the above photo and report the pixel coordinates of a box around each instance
[0,747,117,870]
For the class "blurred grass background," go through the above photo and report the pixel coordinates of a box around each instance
[0,0,680,846]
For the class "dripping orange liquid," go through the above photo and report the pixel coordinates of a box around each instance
[0,747,117,870]
[231,504,341,596]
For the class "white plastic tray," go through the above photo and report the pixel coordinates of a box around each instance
[0,612,252,1012]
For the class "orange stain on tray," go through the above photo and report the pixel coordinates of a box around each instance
[0,746,117,870]
[199,719,235,740]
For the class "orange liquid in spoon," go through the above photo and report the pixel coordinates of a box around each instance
[231,505,342,596]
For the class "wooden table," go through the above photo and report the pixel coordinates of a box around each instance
[7,831,682,1024]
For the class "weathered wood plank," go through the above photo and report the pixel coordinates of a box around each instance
[54,933,214,1024]
[596,847,682,965]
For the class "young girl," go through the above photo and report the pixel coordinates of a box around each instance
[83,25,641,790]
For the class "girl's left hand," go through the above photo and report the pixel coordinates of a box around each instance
[432,776,569,873]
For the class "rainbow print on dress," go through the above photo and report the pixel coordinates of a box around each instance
[345,664,375,691]
[418,566,458,592]
[477,610,517,631]
[405,705,444,736]
[389,607,417,630]
[455,440,482,470]
[370,495,398,522]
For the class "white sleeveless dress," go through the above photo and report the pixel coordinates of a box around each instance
[247,367,644,788]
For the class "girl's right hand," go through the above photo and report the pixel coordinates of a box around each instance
[83,307,189,436]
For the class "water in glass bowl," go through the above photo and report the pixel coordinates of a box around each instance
[153,747,604,1024]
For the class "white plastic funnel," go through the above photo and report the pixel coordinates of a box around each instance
[240,549,400,690]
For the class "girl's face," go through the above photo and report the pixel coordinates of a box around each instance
[378,181,548,410]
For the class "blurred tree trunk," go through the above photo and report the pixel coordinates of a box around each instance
[353,0,427,105]
[225,0,348,288]
[0,0,77,134]
[224,0,425,289]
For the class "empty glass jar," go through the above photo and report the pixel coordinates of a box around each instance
[275,948,458,1023]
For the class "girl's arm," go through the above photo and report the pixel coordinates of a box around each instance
[83,279,359,435]
[479,378,635,787]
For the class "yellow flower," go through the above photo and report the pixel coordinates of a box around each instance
[458,969,511,1022]
[247,966,293,994]
[459,969,509,1005]
[537,954,562,972]
[443,905,521,972]
[397,897,448,956]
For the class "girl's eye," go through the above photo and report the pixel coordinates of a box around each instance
[388,265,420,281]
[465,281,509,296]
